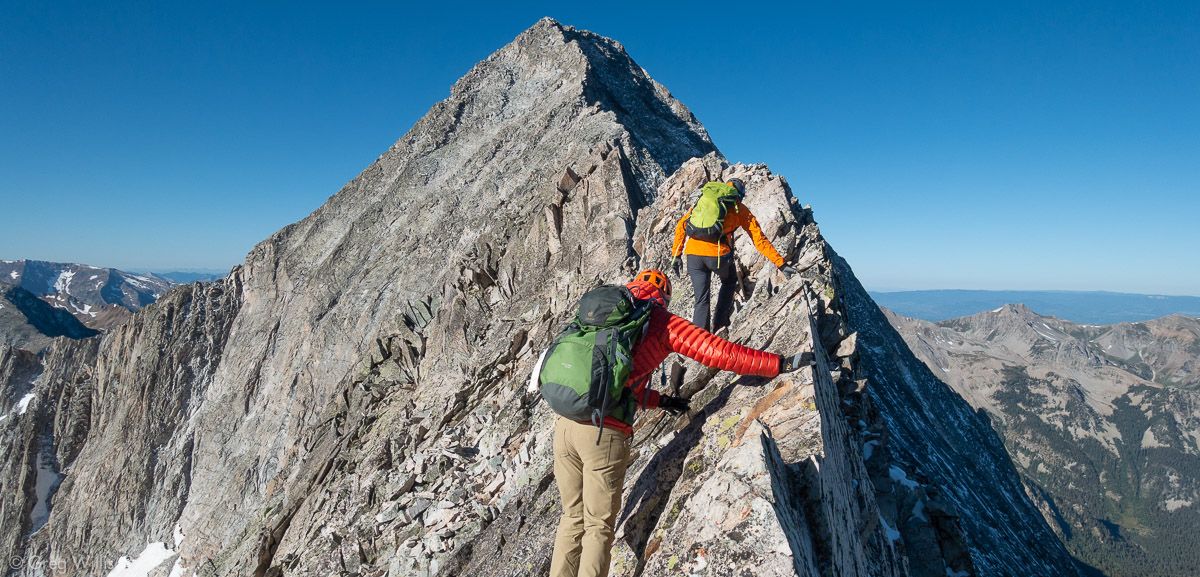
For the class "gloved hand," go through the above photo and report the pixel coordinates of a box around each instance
[670,256,683,277]
[779,352,816,373]
[659,395,691,415]
[780,264,799,278]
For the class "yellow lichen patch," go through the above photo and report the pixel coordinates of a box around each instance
[664,500,685,528]
[714,411,743,450]
[718,412,742,434]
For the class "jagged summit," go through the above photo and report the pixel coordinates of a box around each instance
[0,21,1080,577]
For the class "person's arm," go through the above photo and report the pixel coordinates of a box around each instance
[671,209,692,258]
[738,204,786,268]
[664,312,781,377]
[628,375,661,409]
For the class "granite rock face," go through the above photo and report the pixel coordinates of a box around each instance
[1,18,1079,577]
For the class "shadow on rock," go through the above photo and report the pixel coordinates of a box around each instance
[617,375,770,574]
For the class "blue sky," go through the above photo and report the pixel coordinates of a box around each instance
[1,1,1196,293]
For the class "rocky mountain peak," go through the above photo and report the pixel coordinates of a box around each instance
[992,303,1032,316]
[0,20,1081,577]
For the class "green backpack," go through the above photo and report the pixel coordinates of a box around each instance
[685,181,741,242]
[539,285,652,431]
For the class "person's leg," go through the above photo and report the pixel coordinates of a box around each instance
[711,253,739,332]
[574,423,631,577]
[550,418,585,577]
[687,254,713,331]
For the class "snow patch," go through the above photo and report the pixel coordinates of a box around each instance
[889,466,919,489]
[912,498,928,522]
[69,302,97,318]
[105,542,177,577]
[125,275,164,291]
[863,439,880,461]
[89,275,99,280]
[16,393,35,414]
[992,307,1003,313]
[879,515,901,542]
[53,270,75,294]
[29,437,63,533]
[104,525,187,577]
[9,271,18,280]
[1030,321,1062,342]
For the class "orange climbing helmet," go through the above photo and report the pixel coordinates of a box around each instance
[628,268,672,305]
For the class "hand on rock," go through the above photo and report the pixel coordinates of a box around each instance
[659,395,690,415]
[780,264,799,278]
[779,352,816,373]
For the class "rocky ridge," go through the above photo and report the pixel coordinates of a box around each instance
[888,305,1200,577]
[1,18,1079,577]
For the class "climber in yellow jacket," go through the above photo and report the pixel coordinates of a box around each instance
[670,178,798,332]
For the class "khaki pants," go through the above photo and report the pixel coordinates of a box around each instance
[549,418,631,577]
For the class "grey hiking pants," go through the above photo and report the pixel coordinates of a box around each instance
[687,253,737,332]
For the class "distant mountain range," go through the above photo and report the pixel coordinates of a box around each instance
[886,304,1200,577]
[872,290,1200,324]
[146,271,226,284]
[0,260,178,350]
[0,284,98,352]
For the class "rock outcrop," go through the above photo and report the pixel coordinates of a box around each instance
[889,306,1200,577]
[0,18,1080,577]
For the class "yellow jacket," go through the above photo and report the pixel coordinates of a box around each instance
[671,202,784,267]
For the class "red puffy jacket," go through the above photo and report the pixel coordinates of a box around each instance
[597,297,781,435]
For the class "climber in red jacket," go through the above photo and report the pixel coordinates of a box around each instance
[550,268,810,577]
[592,269,801,434]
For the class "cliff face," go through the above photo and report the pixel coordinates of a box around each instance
[0,18,1079,577]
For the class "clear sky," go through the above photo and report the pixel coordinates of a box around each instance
[1,1,1196,293]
